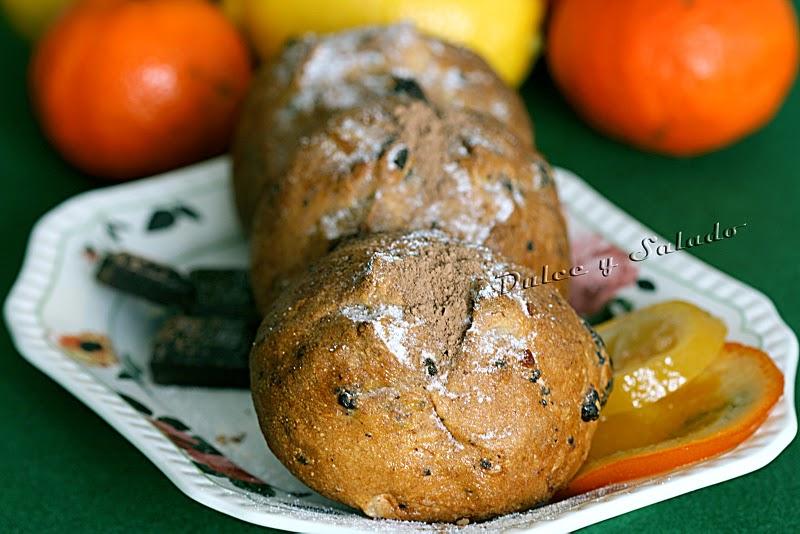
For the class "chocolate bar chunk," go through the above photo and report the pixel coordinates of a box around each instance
[188,269,257,319]
[96,253,194,308]
[151,316,255,388]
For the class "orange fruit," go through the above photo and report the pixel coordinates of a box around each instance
[31,0,253,180]
[547,0,799,156]
[561,342,784,497]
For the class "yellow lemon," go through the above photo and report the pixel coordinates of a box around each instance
[219,0,246,28]
[239,0,546,86]
[1,0,72,40]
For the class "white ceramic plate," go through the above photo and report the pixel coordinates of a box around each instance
[5,157,797,533]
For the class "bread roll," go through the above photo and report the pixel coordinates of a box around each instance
[232,24,534,227]
[249,96,568,311]
[250,231,612,523]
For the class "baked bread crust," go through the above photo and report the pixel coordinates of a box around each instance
[249,96,568,311]
[250,231,612,523]
[232,24,534,227]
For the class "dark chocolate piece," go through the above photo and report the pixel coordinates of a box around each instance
[151,316,255,388]
[96,253,194,307]
[188,269,258,319]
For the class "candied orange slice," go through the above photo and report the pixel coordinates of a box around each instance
[562,342,784,497]
[598,300,727,416]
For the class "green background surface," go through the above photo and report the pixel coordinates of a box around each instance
[1,7,798,534]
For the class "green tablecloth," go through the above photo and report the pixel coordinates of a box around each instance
[1,10,798,533]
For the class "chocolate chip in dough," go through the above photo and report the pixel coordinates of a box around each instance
[392,76,427,101]
[424,358,438,376]
[336,388,358,411]
[393,147,409,170]
[581,388,601,422]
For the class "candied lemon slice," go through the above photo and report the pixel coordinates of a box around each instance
[597,300,727,416]
[561,342,784,497]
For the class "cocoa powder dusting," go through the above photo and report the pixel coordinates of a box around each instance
[357,232,497,369]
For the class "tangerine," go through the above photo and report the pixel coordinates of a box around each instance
[31,0,252,180]
[548,0,799,156]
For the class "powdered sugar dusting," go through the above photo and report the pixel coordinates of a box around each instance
[429,160,522,243]
[441,67,466,91]
[490,100,510,121]
[428,411,465,451]
[340,304,418,366]
[320,207,356,240]
[476,427,513,442]
[426,370,458,400]
[442,162,471,194]
[506,287,533,316]
[483,180,515,224]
